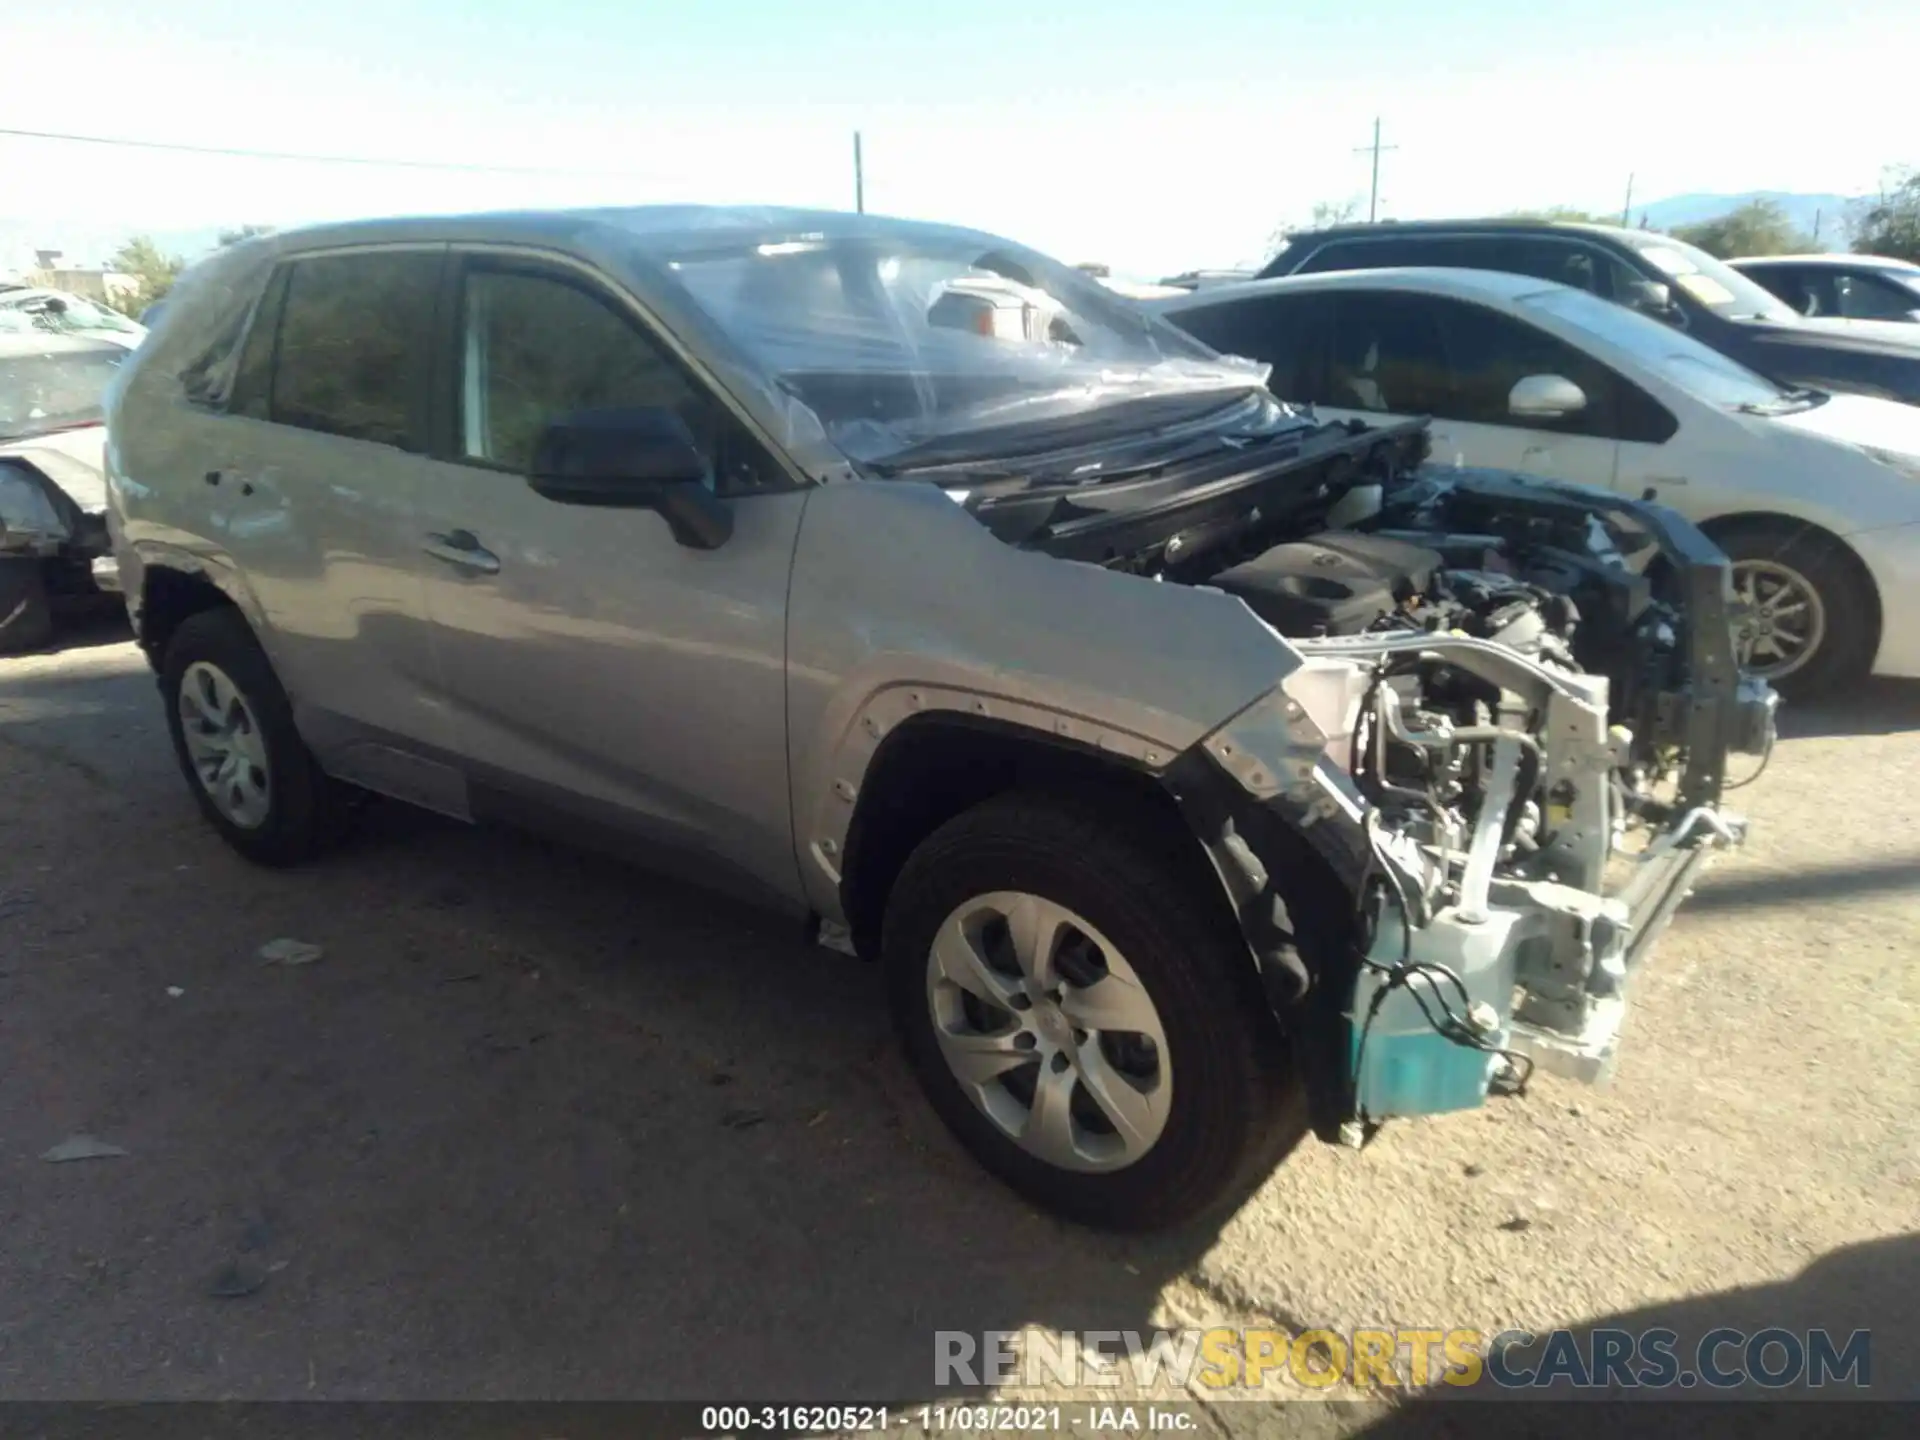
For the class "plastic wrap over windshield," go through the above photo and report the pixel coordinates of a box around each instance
[653,231,1269,467]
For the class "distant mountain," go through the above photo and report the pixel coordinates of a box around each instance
[1636,191,1862,245]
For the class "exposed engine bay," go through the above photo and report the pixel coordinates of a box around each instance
[949,411,1775,1123]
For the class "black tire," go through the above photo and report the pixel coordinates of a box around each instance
[1710,518,1876,699]
[0,558,54,655]
[160,607,354,865]
[883,790,1296,1231]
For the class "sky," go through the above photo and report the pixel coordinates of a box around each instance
[3,0,1915,278]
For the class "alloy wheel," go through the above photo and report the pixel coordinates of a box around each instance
[1730,558,1826,681]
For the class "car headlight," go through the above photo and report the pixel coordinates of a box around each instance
[0,466,70,545]
[1863,446,1920,482]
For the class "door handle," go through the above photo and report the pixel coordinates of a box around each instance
[422,530,501,575]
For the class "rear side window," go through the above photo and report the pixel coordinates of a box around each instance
[267,251,440,449]
[228,267,289,420]
[1295,236,1503,275]
[1165,295,1326,403]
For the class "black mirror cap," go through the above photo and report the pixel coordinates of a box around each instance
[527,408,732,549]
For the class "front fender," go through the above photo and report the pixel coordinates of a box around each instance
[784,479,1332,921]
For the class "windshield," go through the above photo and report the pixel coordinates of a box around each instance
[1624,236,1801,323]
[0,290,144,338]
[1519,286,1800,410]
[0,347,126,440]
[655,231,1262,464]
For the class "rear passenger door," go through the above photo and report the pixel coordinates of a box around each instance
[215,246,463,807]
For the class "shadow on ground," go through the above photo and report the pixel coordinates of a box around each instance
[0,648,1256,1402]
[1354,1232,1916,1436]
[1776,677,1920,740]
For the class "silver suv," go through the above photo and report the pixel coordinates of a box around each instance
[105,207,1774,1230]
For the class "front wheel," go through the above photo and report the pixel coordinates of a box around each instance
[1713,519,1875,698]
[883,791,1296,1231]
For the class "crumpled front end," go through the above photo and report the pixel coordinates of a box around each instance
[1190,477,1776,1136]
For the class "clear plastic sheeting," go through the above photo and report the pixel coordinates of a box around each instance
[616,213,1270,469]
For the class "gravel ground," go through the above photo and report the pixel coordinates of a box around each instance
[1,617,1915,1427]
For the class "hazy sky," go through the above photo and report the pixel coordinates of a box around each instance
[4,0,1913,276]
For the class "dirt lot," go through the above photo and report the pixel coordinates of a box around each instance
[1,615,1916,1422]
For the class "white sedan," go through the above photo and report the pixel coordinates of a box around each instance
[1150,268,1920,693]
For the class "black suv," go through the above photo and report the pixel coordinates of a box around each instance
[1259,220,1920,405]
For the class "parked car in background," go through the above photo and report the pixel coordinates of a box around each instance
[1152,266,1920,693]
[1257,220,1920,406]
[0,286,147,345]
[1158,269,1256,291]
[0,333,128,649]
[103,206,1768,1228]
[1731,254,1920,324]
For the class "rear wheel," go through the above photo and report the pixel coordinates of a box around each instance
[0,558,53,654]
[1712,519,1875,698]
[160,608,355,865]
[883,791,1296,1231]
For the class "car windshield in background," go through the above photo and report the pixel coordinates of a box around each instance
[0,291,144,337]
[658,232,1263,465]
[1519,285,1802,412]
[1624,236,1801,323]
[0,346,126,440]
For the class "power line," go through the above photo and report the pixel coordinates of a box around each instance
[0,124,672,181]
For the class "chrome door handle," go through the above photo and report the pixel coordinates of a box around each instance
[422,530,500,575]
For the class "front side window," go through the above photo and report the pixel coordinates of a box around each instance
[1434,297,1624,435]
[456,264,783,494]
[459,267,706,474]
[269,251,439,449]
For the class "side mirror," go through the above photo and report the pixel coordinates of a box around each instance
[528,408,733,550]
[1508,374,1588,420]
[1622,279,1676,320]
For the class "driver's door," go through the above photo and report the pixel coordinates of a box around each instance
[1310,290,1621,487]
[410,251,810,903]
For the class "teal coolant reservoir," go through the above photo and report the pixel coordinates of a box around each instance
[1349,906,1525,1119]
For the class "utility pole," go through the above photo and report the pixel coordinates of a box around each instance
[853,131,865,214]
[1353,117,1396,223]
[1813,208,1823,246]
[1621,173,1635,227]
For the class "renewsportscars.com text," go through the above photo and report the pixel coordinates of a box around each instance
[935,1325,1873,1391]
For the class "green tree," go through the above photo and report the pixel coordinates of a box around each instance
[1669,200,1809,259]
[108,235,187,315]
[1852,169,1920,263]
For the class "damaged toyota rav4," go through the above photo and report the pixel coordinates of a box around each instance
[106,208,1776,1230]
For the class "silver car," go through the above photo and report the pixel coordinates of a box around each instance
[1,332,129,649]
[105,207,1773,1229]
